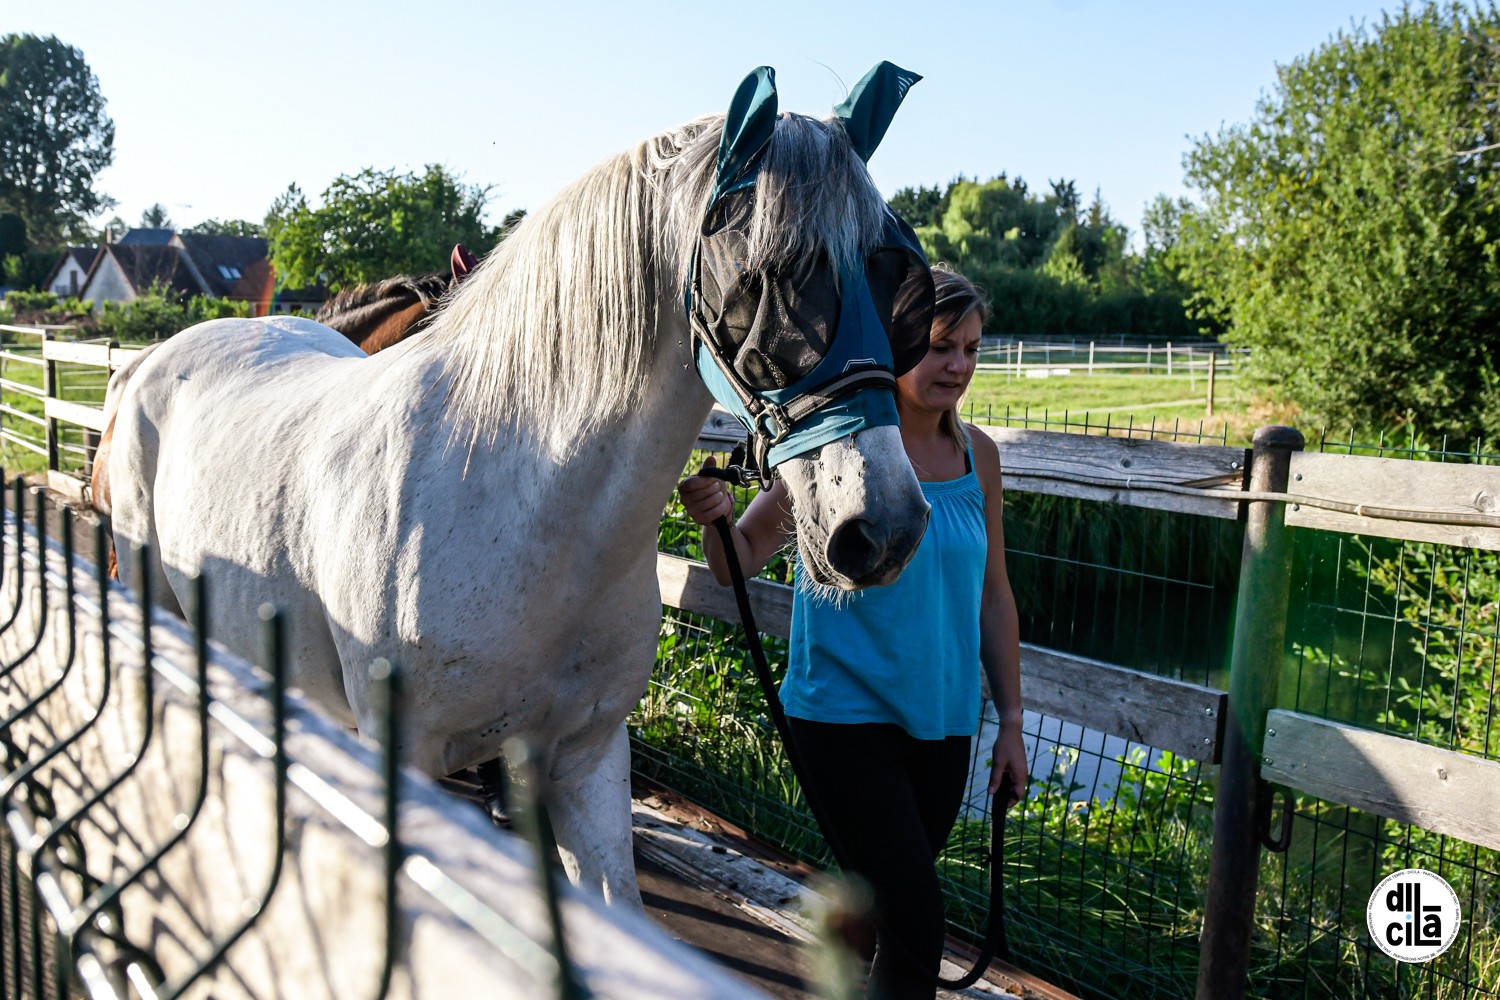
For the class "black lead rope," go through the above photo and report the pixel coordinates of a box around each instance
[699,461,1009,991]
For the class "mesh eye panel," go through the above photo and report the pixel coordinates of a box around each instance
[696,221,840,391]
[692,201,933,392]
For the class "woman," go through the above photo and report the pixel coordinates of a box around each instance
[679,265,1028,999]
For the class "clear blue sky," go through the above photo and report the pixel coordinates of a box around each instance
[9,0,1398,247]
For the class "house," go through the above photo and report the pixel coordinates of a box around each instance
[72,229,322,315]
[79,243,202,306]
[41,247,96,298]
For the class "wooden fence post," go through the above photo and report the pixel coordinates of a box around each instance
[42,332,59,477]
[1167,342,1174,376]
[1207,354,1217,417]
[1017,341,1024,377]
[1196,425,1304,1000]
[1088,341,1095,376]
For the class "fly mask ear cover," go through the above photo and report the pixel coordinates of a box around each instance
[688,62,936,473]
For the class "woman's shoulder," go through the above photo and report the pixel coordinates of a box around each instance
[965,424,1003,491]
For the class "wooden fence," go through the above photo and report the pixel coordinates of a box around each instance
[7,328,1500,998]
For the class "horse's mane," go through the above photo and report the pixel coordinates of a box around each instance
[316,272,450,331]
[431,112,890,455]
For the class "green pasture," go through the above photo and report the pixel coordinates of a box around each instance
[0,349,110,479]
[961,371,1258,443]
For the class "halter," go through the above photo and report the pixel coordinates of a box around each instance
[686,63,935,478]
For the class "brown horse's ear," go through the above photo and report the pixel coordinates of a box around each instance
[451,244,479,284]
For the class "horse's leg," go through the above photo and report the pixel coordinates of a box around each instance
[473,756,510,827]
[110,502,184,620]
[547,723,642,908]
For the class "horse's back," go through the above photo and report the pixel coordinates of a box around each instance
[133,315,366,384]
[109,316,383,716]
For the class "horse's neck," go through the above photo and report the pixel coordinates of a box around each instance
[427,324,712,550]
[590,333,715,525]
[359,301,430,354]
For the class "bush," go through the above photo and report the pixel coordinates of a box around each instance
[93,283,253,343]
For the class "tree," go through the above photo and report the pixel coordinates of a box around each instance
[0,35,114,247]
[1176,2,1500,440]
[265,164,501,291]
[188,218,264,238]
[887,173,1199,337]
[96,215,125,243]
[1138,195,1196,299]
[888,183,949,227]
[140,203,173,229]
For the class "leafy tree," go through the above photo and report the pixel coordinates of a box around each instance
[1138,195,1196,299]
[2,249,54,289]
[1176,2,1500,439]
[188,218,264,238]
[96,215,125,243]
[0,214,23,260]
[896,174,1200,337]
[1041,226,1090,289]
[916,175,1069,272]
[139,203,172,229]
[265,164,501,291]
[0,35,114,247]
[888,183,949,227]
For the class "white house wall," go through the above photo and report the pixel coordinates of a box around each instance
[48,259,89,298]
[81,256,137,306]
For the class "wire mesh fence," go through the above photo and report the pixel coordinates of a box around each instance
[639,419,1500,999]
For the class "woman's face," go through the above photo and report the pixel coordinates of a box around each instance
[896,310,982,416]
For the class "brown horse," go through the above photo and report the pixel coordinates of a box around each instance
[312,271,452,352]
[90,247,478,573]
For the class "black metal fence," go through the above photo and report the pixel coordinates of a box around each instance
[0,479,592,1000]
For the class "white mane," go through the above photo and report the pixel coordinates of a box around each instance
[431,112,891,454]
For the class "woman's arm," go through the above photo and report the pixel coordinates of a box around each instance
[678,457,795,586]
[971,428,1029,809]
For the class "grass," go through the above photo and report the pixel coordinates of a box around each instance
[0,347,111,479]
[961,371,1262,443]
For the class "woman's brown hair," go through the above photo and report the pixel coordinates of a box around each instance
[927,264,990,449]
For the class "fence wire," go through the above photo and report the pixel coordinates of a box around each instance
[1264,433,1500,999]
[643,424,1500,1000]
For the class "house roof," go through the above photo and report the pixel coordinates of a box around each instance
[116,228,175,247]
[174,233,272,300]
[41,246,99,293]
[87,244,205,299]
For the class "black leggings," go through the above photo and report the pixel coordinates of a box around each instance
[786,718,971,1000]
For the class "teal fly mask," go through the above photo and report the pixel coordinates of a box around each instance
[687,62,936,475]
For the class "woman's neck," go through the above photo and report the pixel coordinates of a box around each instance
[897,405,964,480]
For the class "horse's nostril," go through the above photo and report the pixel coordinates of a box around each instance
[827,518,880,577]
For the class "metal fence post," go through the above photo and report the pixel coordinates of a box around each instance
[1196,424,1303,999]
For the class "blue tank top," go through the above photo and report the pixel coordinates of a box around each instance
[781,452,987,740]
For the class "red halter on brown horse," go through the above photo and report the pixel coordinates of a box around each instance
[89,245,480,575]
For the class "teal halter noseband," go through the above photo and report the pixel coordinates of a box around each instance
[686,62,935,476]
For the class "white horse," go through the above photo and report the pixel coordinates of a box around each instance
[107,103,929,905]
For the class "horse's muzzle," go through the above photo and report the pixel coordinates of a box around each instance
[824,506,929,588]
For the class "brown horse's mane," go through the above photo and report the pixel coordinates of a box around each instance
[316,272,451,332]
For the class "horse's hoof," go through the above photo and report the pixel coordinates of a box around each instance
[484,798,512,830]
[475,757,511,829]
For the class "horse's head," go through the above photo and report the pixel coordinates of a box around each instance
[681,64,934,590]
